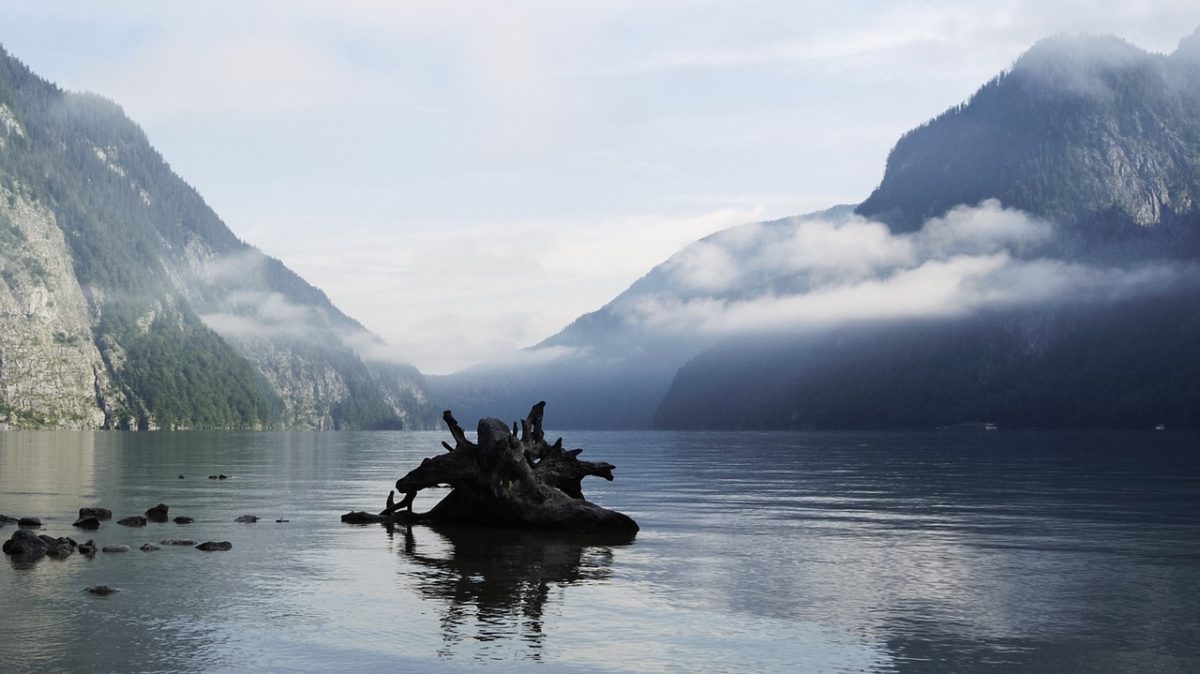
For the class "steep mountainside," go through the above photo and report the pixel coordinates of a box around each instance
[655,29,1200,430]
[857,32,1200,250]
[0,46,435,430]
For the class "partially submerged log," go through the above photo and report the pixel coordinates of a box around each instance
[344,402,637,537]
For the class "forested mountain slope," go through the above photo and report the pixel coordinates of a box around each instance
[0,47,435,429]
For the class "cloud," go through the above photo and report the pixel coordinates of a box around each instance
[198,251,323,342]
[250,206,761,373]
[610,201,1192,336]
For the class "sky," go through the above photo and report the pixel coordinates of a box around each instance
[0,1,1198,373]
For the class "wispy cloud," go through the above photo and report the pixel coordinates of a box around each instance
[609,201,1192,336]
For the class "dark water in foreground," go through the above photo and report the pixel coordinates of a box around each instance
[0,430,1197,673]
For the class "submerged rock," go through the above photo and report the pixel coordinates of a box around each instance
[73,516,101,530]
[0,514,18,525]
[275,518,289,523]
[3,529,49,560]
[102,544,130,553]
[79,507,112,520]
[17,517,41,529]
[341,511,388,524]
[195,541,232,552]
[117,516,147,527]
[160,539,196,546]
[177,474,185,479]
[145,504,169,522]
[46,539,75,559]
[173,516,194,524]
[140,543,161,552]
[234,515,258,523]
[85,586,118,596]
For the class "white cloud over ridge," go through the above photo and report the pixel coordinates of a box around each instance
[609,200,1192,337]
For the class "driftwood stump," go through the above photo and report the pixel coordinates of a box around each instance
[343,402,638,537]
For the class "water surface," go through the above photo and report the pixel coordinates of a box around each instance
[1,430,1197,672]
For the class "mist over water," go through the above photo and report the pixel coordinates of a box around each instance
[1,430,1197,672]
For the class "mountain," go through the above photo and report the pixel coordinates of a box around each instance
[0,46,436,430]
[437,27,1200,430]
[429,205,856,429]
[857,32,1200,250]
[656,29,1200,429]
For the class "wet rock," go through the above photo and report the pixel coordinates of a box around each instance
[140,543,160,552]
[117,516,147,527]
[234,515,258,523]
[46,539,75,559]
[208,474,230,480]
[79,507,112,520]
[3,529,49,559]
[102,544,130,553]
[275,518,290,523]
[341,511,389,524]
[177,474,185,479]
[145,504,169,522]
[78,540,97,556]
[85,586,118,596]
[73,516,101,530]
[160,539,196,546]
[173,516,194,524]
[17,517,41,528]
[195,541,232,552]
[0,514,17,525]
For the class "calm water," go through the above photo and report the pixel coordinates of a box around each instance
[0,430,1197,673]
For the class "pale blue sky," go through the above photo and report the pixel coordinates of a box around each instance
[1,1,1197,372]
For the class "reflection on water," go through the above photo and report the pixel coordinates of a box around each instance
[0,430,1198,672]
[390,524,621,660]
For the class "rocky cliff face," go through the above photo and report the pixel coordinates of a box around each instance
[0,181,123,428]
[0,47,435,430]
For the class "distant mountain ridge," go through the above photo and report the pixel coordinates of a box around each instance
[0,46,435,429]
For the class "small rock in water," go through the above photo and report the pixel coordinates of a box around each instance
[140,543,161,552]
[145,504,169,522]
[85,586,118,596]
[78,540,97,556]
[208,475,218,480]
[234,515,258,523]
[160,539,196,546]
[117,516,147,527]
[177,474,185,479]
[275,518,290,523]
[173,516,194,524]
[195,541,232,552]
[219,474,229,480]
[17,517,41,529]
[102,544,130,553]
[79,507,113,520]
[341,511,386,524]
[73,516,101,530]
[3,529,50,559]
[0,514,18,525]
[46,540,75,559]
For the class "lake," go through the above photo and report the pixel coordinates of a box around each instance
[1,429,1197,672]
